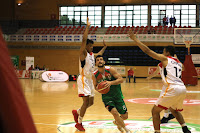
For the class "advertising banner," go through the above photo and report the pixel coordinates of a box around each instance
[26,57,34,70]
[41,71,69,82]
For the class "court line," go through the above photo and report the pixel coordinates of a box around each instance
[35,123,58,125]
[32,114,200,120]
[33,114,147,117]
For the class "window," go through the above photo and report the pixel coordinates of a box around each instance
[59,6,102,27]
[151,5,196,27]
[105,5,148,27]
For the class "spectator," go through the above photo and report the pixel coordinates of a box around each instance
[148,30,151,34]
[163,16,167,26]
[127,67,136,83]
[165,16,169,26]
[28,65,33,70]
[42,65,46,70]
[173,16,176,27]
[170,16,173,26]
[35,64,40,70]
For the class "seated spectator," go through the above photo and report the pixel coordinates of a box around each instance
[42,65,46,70]
[35,64,40,70]
[28,65,33,70]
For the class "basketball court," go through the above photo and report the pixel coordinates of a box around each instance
[20,78,200,133]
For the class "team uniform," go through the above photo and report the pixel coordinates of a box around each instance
[94,66,127,114]
[155,56,186,111]
[77,52,95,97]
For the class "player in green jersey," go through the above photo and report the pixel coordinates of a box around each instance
[92,55,131,133]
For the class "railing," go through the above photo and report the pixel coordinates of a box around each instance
[6,34,200,43]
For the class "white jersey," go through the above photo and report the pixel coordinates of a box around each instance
[158,56,184,86]
[79,52,95,79]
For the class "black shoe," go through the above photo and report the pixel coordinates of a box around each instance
[168,114,175,120]
[182,126,191,133]
[161,117,169,123]
[161,114,175,123]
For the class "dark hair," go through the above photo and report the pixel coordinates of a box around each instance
[95,55,104,62]
[86,39,94,45]
[164,46,176,56]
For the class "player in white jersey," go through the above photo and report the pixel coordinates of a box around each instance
[147,63,175,123]
[128,30,191,133]
[72,18,107,131]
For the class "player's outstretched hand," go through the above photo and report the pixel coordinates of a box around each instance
[128,29,137,41]
[87,17,91,27]
[103,40,107,47]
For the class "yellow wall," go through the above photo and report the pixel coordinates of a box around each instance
[8,41,200,77]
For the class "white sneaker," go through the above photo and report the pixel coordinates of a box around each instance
[113,121,124,132]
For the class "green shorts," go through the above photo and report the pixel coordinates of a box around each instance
[103,97,127,114]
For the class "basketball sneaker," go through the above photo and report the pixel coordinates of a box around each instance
[113,120,124,132]
[182,126,191,133]
[75,123,85,131]
[161,114,175,123]
[72,110,79,123]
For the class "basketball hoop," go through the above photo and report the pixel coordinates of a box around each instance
[184,40,192,55]
[184,40,192,48]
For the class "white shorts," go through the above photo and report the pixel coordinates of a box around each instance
[155,84,186,111]
[77,75,95,97]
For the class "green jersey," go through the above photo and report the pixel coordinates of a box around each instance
[94,66,124,100]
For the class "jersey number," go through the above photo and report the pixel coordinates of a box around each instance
[174,67,181,79]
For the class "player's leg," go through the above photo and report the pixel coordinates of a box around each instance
[87,96,94,108]
[108,107,131,133]
[151,105,164,133]
[74,96,90,131]
[169,87,191,133]
[114,99,131,133]
[169,108,191,133]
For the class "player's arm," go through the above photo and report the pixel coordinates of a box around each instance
[94,40,107,58]
[104,67,124,88]
[80,17,90,61]
[92,74,98,90]
[146,64,160,80]
[128,30,167,62]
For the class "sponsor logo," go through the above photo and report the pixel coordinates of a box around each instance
[125,98,200,105]
[58,120,200,132]
[42,71,69,82]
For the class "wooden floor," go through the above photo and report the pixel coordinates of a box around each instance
[20,78,200,133]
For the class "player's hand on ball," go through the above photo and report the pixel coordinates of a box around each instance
[104,81,112,88]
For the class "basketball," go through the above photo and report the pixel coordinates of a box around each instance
[97,81,110,94]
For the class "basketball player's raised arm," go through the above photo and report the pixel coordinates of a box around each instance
[92,74,98,90]
[146,64,160,80]
[128,30,167,62]
[94,40,107,57]
[105,67,124,88]
[80,17,90,61]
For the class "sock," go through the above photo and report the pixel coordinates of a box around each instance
[123,127,129,132]
[77,108,80,115]
[164,112,169,118]
[181,123,187,127]
[155,130,160,133]
[78,116,83,124]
